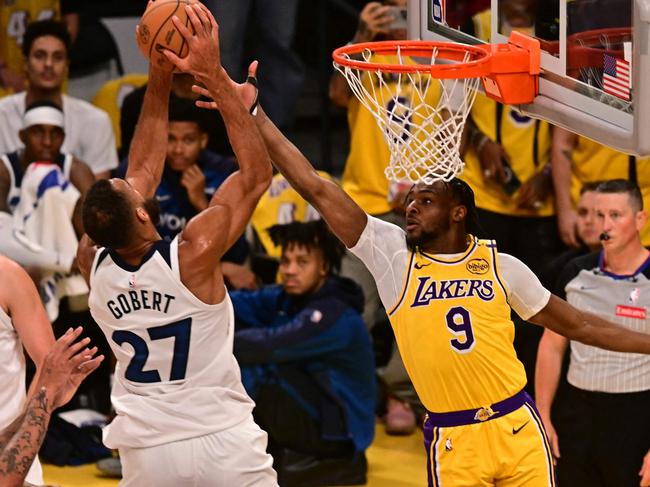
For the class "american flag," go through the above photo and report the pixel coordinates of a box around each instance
[603,54,631,101]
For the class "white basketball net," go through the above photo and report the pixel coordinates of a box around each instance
[334,46,481,184]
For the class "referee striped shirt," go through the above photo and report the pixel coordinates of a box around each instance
[556,251,650,393]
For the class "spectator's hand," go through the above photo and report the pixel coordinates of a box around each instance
[640,449,650,486]
[222,262,258,290]
[37,326,104,410]
[164,4,220,79]
[0,65,25,92]
[477,139,508,186]
[181,164,208,211]
[558,207,579,247]
[193,61,259,114]
[356,2,395,42]
[515,170,552,211]
[540,416,560,463]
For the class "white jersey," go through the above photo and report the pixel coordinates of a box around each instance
[0,306,43,484]
[349,216,551,320]
[1,151,72,213]
[88,238,254,449]
[0,92,118,175]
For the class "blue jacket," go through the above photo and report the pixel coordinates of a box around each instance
[231,276,376,451]
[117,150,248,263]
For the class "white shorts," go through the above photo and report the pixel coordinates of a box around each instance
[119,415,277,486]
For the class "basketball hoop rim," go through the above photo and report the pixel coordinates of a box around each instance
[332,40,492,79]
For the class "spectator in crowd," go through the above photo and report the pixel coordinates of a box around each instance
[0,326,103,487]
[204,0,304,130]
[329,0,426,435]
[0,20,118,179]
[536,179,650,486]
[116,97,254,290]
[232,220,375,486]
[539,181,602,289]
[0,255,55,486]
[0,0,61,96]
[552,126,650,247]
[120,72,232,159]
[0,101,94,299]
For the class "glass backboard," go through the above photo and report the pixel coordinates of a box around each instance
[409,0,650,156]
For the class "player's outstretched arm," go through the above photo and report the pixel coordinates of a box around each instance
[124,62,173,199]
[254,107,368,248]
[165,5,272,258]
[530,294,650,354]
[0,327,103,487]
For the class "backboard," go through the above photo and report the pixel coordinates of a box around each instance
[408,0,650,156]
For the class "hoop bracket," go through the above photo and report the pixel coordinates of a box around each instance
[478,31,541,105]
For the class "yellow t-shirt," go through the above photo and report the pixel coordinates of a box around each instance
[251,172,335,258]
[462,10,554,217]
[388,238,527,412]
[569,137,650,245]
[0,0,59,94]
[342,55,441,215]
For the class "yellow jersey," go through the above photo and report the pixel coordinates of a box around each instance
[462,10,554,217]
[251,172,335,258]
[0,0,59,95]
[388,238,527,412]
[342,55,441,215]
[569,137,650,245]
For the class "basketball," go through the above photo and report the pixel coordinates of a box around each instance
[136,0,198,68]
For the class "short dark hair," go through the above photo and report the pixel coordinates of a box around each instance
[22,20,71,58]
[595,179,643,211]
[169,97,207,132]
[267,220,345,273]
[580,180,603,195]
[446,178,480,235]
[82,180,135,249]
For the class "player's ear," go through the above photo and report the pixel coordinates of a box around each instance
[452,204,467,222]
[200,132,208,150]
[135,206,149,223]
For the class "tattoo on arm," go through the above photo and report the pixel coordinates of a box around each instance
[0,389,52,483]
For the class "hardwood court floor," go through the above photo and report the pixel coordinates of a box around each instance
[43,423,427,486]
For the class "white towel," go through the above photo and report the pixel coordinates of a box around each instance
[13,162,88,321]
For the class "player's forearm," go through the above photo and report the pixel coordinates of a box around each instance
[534,337,564,420]
[551,131,576,211]
[255,108,322,199]
[0,388,54,487]
[201,70,272,189]
[126,67,173,193]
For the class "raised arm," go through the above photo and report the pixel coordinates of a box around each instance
[124,63,173,198]
[530,294,650,354]
[165,5,272,258]
[254,108,368,248]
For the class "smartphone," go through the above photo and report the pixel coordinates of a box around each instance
[387,6,407,31]
[501,159,522,195]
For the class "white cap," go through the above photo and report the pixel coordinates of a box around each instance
[22,105,64,130]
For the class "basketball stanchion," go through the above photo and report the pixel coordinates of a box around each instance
[332,32,540,184]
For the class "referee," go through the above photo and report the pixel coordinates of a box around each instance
[536,179,650,486]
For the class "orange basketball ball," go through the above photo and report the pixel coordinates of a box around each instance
[136,0,198,68]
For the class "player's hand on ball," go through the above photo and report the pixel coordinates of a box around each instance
[193,61,259,113]
[164,4,220,80]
